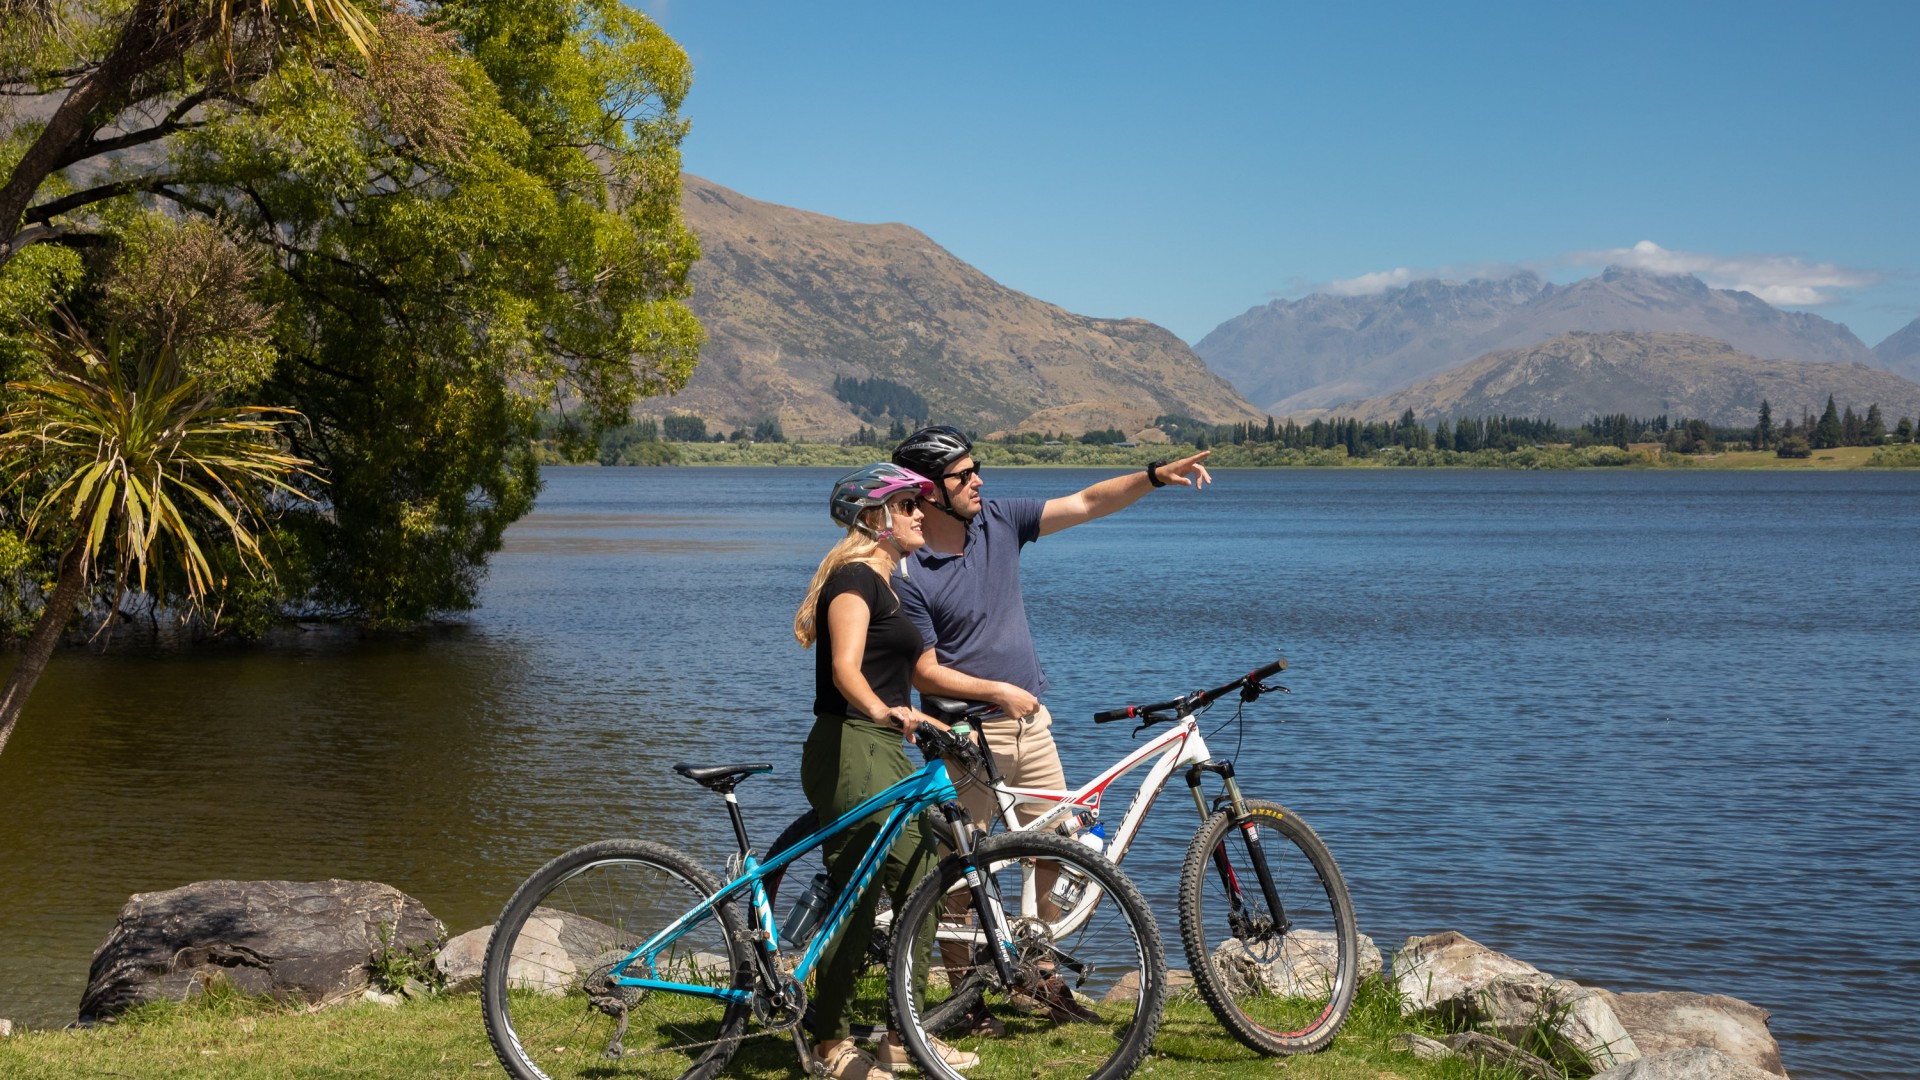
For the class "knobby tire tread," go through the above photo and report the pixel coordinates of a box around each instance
[1177,800,1358,1055]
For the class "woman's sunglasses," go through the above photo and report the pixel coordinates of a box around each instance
[888,497,923,513]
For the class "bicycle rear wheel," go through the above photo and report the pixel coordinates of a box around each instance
[1178,800,1357,1054]
[482,839,753,1080]
[888,830,1167,1080]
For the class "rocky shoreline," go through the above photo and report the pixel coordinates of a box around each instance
[15,878,1790,1080]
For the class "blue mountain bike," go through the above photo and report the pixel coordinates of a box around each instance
[479,724,1167,1080]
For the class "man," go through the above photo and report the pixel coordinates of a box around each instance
[890,424,1212,838]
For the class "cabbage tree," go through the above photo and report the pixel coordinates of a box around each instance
[0,323,313,756]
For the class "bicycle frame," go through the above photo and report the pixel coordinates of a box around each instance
[963,708,1266,935]
[613,757,1007,1002]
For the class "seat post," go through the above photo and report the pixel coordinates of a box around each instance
[718,784,754,856]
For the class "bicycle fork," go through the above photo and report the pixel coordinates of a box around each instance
[937,798,1025,987]
[1185,762,1291,940]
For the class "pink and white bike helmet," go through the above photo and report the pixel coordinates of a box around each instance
[829,462,934,533]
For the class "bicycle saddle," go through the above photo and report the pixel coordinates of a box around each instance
[671,762,773,790]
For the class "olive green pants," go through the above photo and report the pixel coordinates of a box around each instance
[800,714,939,1043]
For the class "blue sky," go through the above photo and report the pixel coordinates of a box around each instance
[642,1,1919,348]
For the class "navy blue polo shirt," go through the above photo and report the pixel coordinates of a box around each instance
[894,498,1049,698]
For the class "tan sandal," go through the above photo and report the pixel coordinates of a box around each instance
[875,1033,980,1072]
[818,1040,895,1080]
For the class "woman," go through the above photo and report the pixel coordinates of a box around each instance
[793,463,979,1079]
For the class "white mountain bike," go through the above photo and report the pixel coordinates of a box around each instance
[766,657,1359,1055]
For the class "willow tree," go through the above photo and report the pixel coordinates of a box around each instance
[1,0,703,629]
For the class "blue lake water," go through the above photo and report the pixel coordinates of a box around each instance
[1,465,1915,1078]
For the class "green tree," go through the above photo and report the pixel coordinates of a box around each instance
[1812,396,1844,450]
[1754,399,1773,450]
[663,414,707,442]
[1863,404,1886,444]
[3,0,703,626]
[0,321,313,755]
[1897,417,1916,444]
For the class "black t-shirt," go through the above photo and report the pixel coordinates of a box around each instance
[813,562,923,719]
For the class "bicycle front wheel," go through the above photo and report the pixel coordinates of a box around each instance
[1178,800,1357,1054]
[481,839,754,1080]
[888,830,1167,1080]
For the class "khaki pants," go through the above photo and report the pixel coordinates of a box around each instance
[953,704,1069,834]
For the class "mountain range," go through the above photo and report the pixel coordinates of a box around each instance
[1311,331,1920,428]
[1875,317,1920,383]
[647,176,1263,439]
[1196,268,1883,415]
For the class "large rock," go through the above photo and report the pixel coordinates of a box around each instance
[1479,972,1640,1073]
[1592,1047,1782,1080]
[1596,990,1786,1078]
[79,880,442,1020]
[1393,931,1541,1018]
[433,925,491,993]
[444,912,732,998]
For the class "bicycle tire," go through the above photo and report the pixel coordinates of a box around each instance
[481,839,754,1080]
[1178,800,1357,1055]
[887,830,1168,1080]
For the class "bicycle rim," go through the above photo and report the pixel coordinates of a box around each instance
[1179,801,1357,1054]
[482,840,752,1080]
[889,830,1167,1080]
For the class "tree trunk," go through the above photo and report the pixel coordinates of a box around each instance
[0,539,90,758]
[0,0,198,269]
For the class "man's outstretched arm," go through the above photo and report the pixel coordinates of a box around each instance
[1038,450,1212,537]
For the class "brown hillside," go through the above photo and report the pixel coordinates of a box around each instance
[643,176,1263,439]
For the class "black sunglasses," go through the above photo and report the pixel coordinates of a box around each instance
[889,497,923,513]
[942,465,982,486]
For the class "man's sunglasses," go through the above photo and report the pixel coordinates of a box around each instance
[942,465,982,485]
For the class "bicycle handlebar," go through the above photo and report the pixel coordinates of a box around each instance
[1092,656,1288,725]
[914,721,983,768]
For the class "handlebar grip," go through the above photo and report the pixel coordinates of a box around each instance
[1092,706,1136,724]
[1251,657,1288,682]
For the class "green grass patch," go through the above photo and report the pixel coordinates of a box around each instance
[0,976,1531,1080]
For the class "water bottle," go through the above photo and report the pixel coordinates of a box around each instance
[781,873,834,947]
[1046,813,1106,912]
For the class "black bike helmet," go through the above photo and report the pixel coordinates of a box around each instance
[891,424,972,479]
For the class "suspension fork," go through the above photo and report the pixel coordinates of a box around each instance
[939,799,1023,987]
[1186,762,1290,935]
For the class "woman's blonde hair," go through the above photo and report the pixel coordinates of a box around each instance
[794,510,895,648]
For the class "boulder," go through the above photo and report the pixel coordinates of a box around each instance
[433,925,490,993]
[1393,931,1540,1018]
[1592,1047,1782,1080]
[455,911,732,998]
[1100,967,1194,1003]
[1479,972,1640,1073]
[1595,990,1786,1078]
[79,880,443,1021]
[1444,1030,1560,1080]
[1210,928,1382,999]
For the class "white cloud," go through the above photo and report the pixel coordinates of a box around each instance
[1289,243,1881,309]
[1566,240,1879,306]
[1325,267,1415,296]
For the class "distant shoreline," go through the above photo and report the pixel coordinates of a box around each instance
[541,440,1919,471]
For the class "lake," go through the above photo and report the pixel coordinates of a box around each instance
[1,465,1916,1079]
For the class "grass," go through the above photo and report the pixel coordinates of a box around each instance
[0,976,1532,1080]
